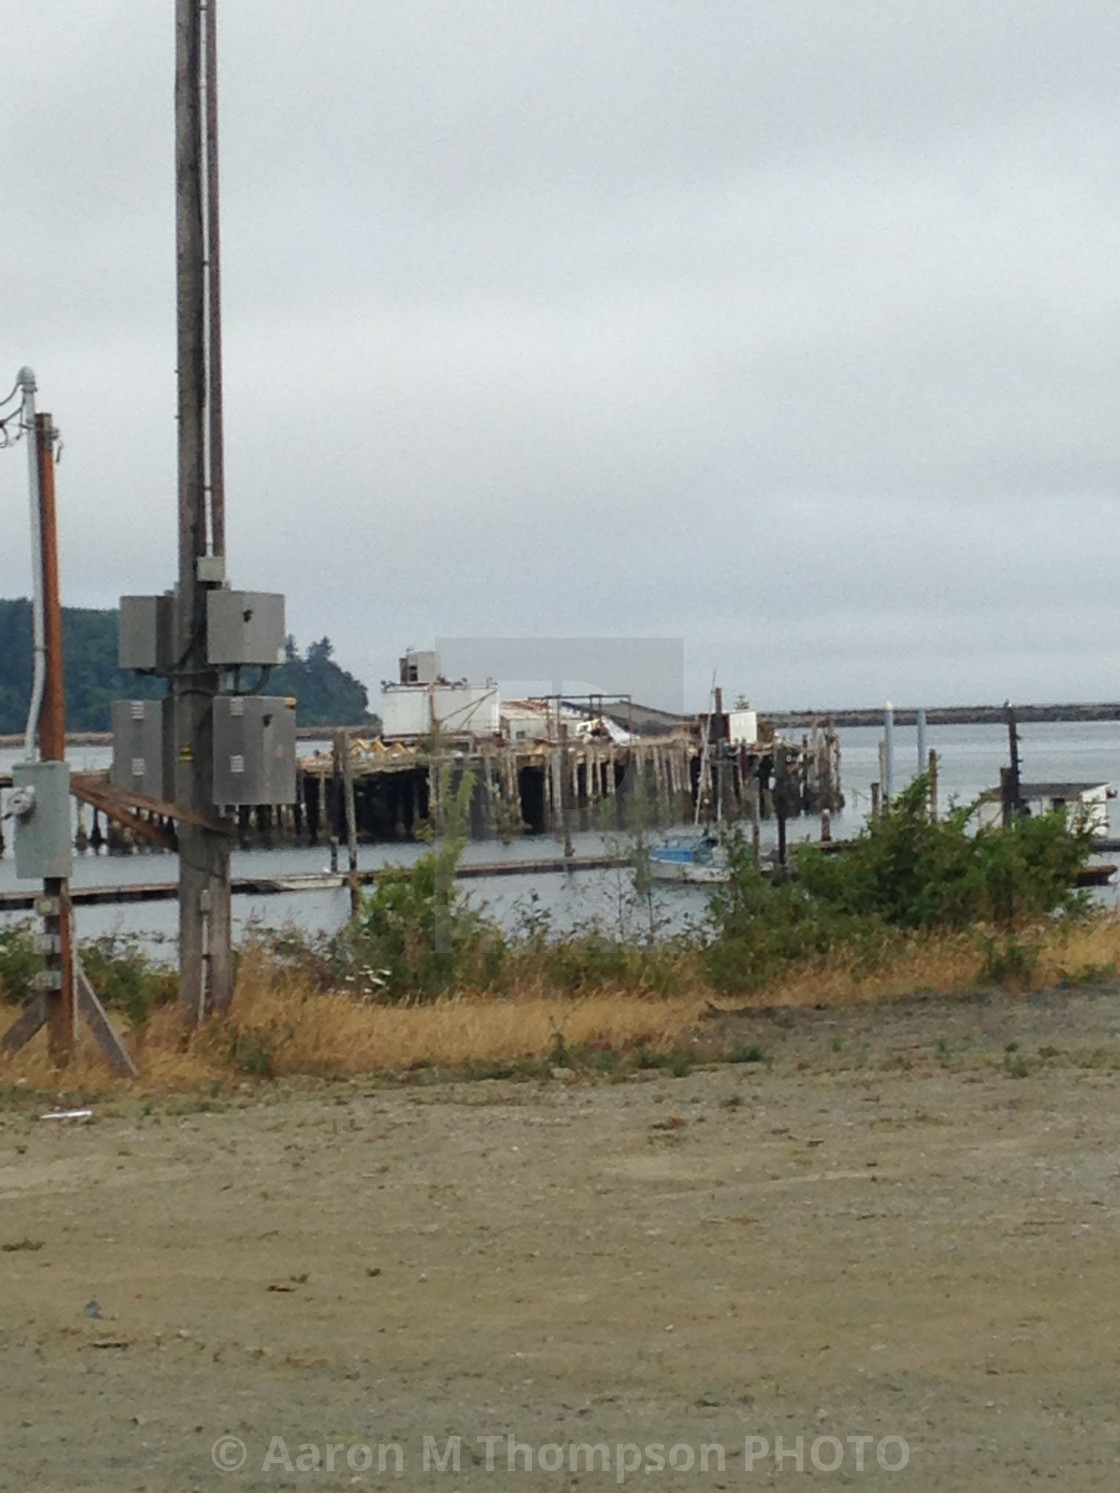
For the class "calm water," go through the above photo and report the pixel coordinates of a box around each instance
[2,719,1118,946]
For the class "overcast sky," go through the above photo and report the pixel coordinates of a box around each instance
[3,1,1120,711]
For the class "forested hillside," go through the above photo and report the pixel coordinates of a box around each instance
[0,599,372,732]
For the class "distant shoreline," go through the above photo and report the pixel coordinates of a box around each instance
[769,704,1120,729]
[0,724,358,749]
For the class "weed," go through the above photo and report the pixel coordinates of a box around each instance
[977,932,1041,991]
[80,935,178,1029]
[635,1047,692,1077]
[726,1043,768,1065]
[227,1032,275,1079]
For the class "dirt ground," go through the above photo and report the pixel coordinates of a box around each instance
[2,985,1120,1492]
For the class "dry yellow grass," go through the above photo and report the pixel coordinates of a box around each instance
[3,916,1118,1095]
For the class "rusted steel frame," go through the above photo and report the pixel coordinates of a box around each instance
[70,775,235,838]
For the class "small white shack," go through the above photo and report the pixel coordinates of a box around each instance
[976,781,1112,836]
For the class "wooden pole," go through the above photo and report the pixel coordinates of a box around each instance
[928,748,938,821]
[174,0,232,1023]
[2,414,134,1074]
[35,413,74,1064]
[204,0,225,559]
[329,735,342,871]
[559,723,574,858]
[774,742,790,867]
[339,729,360,913]
[1005,704,1022,818]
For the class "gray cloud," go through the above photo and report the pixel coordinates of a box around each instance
[4,1,1120,711]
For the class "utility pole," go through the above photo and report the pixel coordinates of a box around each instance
[174,0,232,1022]
[1,380,136,1076]
[35,412,75,1062]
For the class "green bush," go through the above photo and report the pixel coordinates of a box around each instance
[79,935,178,1028]
[346,768,505,1000]
[795,776,1092,929]
[0,922,41,1005]
[705,776,1093,993]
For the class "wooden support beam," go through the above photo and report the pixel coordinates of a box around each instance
[75,960,139,1077]
[0,994,49,1055]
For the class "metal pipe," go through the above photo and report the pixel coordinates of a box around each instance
[19,368,45,758]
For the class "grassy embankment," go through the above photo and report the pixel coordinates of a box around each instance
[1,773,1115,1094]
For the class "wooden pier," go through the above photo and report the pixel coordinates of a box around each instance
[278,727,843,851]
[0,726,843,856]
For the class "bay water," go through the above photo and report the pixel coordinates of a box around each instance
[2,720,1118,950]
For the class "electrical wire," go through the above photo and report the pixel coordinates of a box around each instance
[0,409,26,450]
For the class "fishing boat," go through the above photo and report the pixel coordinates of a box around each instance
[647,832,730,884]
[648,691,733,884]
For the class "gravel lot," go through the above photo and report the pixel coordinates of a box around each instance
[2,983,1120,1490]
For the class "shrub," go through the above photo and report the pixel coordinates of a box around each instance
[795,776,1092,929]
[79,935,178,1028]
[705,776,1093,993]
[345,768,505,1000]
[0,922,41,1005]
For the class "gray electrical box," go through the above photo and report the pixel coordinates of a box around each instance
[212,696,297,805]
[11,761,73,880]
[111,699,171,800]
[119,594,177,673]
[207,591,285,668]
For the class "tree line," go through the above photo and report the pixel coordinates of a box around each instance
[0,598,372,732]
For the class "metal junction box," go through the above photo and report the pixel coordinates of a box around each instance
[11,760,73,880]
[207,591,285,668]
[110,699,170,800]
[212,696,296,805]
[119,594,177,673]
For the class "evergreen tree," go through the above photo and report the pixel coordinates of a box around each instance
[0,599,373,732]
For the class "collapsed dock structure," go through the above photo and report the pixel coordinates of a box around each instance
[0,651,844,854]
[278,651,843,850]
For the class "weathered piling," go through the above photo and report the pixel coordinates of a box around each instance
[8,719,843,859]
